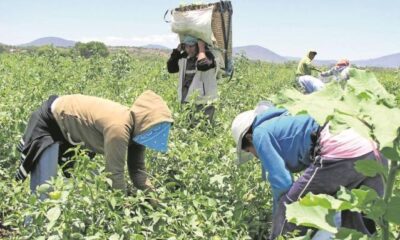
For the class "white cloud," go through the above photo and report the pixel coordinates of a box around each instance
[79,33,179,48]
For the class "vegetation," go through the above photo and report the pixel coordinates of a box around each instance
[0,49,399,239]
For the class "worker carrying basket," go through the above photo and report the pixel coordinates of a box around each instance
[165,1,233,79]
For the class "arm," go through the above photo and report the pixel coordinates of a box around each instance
[167,46,183,73]
[253,130,293,213]
[310,64,321,73]
[103,125,131,191]
[127,141,154,191]
[197,50,216,72]
[320,67,335,77]
[196,40,216,72]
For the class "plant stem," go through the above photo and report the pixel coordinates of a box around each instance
[382,160,399,240]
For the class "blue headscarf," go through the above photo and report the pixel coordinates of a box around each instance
[182,35,198,46]
[133,122,171,153]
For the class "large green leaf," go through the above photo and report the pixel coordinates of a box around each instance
[350,187,379,211]
[270,69,400,161]
[286,201,337,233]
[335,228,369,240]
[46,206,61,222]
[354,159,387,178]
[297,193,351,210]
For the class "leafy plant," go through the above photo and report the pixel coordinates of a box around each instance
[0,48,398,239]
[270,69,400,239]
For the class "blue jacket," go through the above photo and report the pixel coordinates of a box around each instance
[252,107,319,211]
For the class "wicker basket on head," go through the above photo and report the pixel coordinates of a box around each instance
[173,1,233,76]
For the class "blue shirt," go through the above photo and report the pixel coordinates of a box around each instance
[252,107,319,211]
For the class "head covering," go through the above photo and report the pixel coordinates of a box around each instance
[133,122,171,153]
[130,90,173,136]
[231,101,274,164]
[307,50,317,58]
[182,35,198,46]
[336,59,350,67]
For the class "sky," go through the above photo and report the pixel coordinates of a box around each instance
[1,0,399,60]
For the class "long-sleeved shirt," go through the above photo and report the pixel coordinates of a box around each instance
[251,108,319,211]
[320,66,350,81]
[52,91,173,191]
[167,48,216,74]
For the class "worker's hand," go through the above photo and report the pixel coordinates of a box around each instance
[177,43,184,52]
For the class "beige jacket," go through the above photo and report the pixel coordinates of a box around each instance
[52,90,173,190]
[177,58,218,104]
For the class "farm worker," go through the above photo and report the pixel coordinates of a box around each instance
[320,58,351,82]
[167,35,217,123]
[296,50,324,94]
[15,91,173,200]
[231,102,386,239]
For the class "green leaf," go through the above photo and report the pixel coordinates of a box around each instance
[337,186,353,202]
[37,183,51,194]
[299,193,351,211]
[48,235,61,240]
[286,201,338,233]
[46,206,61,222]
[351,187,379,210]
[109,197,116,209]
[365,198,386,220]
[270,69,400,162]
[210,174,226,186]
[335,227,369,240]
[354,159,387,178]
[386,196,400,224]
[109,233,120,240]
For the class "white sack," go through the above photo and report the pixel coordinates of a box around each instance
[171,6,215,46]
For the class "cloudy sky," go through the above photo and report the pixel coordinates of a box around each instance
[1,0,399,59]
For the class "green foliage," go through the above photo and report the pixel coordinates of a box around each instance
[74,41,109,58]
[0,49,399,239]
[355,159,388,179]
[271,69,400,161]
[0,45,6,54]
[272,69,400,239]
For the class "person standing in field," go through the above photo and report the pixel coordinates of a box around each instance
[167,35,218,124]
[231,102,386,239]
[296,50,324,94]
[16,90,173,200]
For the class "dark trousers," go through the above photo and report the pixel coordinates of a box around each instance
[270,152,386,239]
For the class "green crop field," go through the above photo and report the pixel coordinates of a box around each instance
[0,48,399,239]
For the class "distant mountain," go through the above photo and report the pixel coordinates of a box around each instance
[353,53,400,68]
[20,37,76,47]
[233,45,286,63]
[141,44,170,50]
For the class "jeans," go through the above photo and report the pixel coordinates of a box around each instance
[30,143,59,200]
[297,75,325,94]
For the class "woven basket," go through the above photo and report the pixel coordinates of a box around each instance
[174,1,233,74]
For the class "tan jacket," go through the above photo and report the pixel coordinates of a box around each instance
[52,90,173,190]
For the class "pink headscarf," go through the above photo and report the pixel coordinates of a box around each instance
[336,59,350,67]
